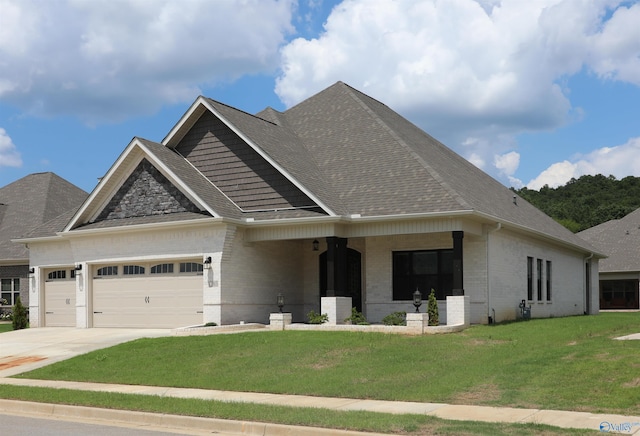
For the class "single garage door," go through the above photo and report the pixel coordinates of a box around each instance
[44,268,76,327]
[92,262,203,328]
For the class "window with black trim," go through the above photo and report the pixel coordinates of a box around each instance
[546,261,552,301]
[392,249,453,300]
[151,263,174,274]
[527,257,533,301]
[537,258,543,301]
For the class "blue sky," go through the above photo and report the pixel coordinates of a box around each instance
[1,0,640,194]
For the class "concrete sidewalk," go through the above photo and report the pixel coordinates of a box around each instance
[2,377,639,434]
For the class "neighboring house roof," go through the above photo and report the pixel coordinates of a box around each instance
[22,82,601,256]
[0,172,88,261]
[578,208,640,272]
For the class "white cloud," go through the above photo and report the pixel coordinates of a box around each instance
[527,137,640,189]
[0,128,22,167]
[275,0,640,184]
[0,0,295,123]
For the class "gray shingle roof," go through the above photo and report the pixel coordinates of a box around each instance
[578,208,640,272]
[0,173,87,260]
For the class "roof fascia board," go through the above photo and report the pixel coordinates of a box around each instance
[60,216,225,238]
[163,98,337,217]
[162,97,207,146]
[471,210,607,258]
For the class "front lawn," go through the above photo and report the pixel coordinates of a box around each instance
[13,313,640,415]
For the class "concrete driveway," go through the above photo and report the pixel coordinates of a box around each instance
[0,326,172,377]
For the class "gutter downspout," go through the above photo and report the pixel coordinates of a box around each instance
[487,222,502,324]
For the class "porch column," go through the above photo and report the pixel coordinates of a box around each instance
[326,236,348,297]
[452,231,464,296]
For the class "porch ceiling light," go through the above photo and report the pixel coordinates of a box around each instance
[277,293,285,313]
[203,256,212,269]
[413,288,422,313]
[312,239,319,251]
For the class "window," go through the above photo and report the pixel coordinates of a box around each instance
[1,278,20,305]
[179,262,203,274]
[151,263,174,274]
[527,257,533,301]
[123,265,145,275]
[546,261,552,301]
[392,249,453,300]
[47,270,67,280]
[537,258,543,301]
[97,266,118,276]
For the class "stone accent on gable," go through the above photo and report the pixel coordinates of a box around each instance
[96,159,201,221]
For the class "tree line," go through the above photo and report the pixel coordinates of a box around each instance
[513,174,640,233]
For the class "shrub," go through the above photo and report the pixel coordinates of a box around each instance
[427,289,439,326]
[307,310,328,324]
[382,311,406,326]
[344,307,369,325]
[12,296,28,330]
[204,322,217,327]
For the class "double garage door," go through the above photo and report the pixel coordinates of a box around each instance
[43,262,204,328]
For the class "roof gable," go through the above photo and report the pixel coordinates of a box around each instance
[65,138,224,232]
[174,110,322,213]
[94,158,202,222]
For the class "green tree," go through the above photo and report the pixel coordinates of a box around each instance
[12,296,28,330]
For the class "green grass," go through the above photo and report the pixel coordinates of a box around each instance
[0,385,595,435]
[0,322,13,333]
[15,313,640,415]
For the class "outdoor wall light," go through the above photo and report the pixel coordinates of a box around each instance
[74,264,82,271]
[277,293,285,312]
[312,239,319,251]
[203,256,212,269]
[28,267,35,274]
[413,288,422,313]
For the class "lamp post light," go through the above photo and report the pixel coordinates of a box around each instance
[413,288,422,313]
[276,293,285,313]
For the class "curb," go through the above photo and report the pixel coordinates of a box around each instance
[0,399,390,436]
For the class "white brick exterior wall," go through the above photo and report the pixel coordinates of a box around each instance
[222,228,305,324]
[487,228,597,322]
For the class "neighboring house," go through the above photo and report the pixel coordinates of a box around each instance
[0,172,87,309]
[17,82,602,329]
[578,208,640,310]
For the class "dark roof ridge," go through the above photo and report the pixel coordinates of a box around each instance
[341,83,473,210]
[203,97,279,127]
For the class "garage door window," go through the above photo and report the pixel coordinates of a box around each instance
[123,265,145,275]
[179,262,203,274]
[151,263,174,274]
[48,270,66,280]
[97,266,118,276]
